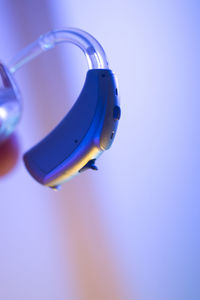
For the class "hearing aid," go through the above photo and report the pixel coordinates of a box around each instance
[0,28,121,189]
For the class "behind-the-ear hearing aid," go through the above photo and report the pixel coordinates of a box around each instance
[0,28,121,189]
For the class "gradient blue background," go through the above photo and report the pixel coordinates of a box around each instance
[0,1,199,299]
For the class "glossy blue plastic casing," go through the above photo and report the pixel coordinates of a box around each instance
[23,69,120,187]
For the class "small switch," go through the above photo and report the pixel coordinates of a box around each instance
[50,185,61,191]
[113,105,121,120]
[79,159,98,173]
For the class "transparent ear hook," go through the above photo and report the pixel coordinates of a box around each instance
[8,28,109,74]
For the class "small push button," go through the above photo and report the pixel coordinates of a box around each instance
[113,105,121,120]
[79,159,98,173]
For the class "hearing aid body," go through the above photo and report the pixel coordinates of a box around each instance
[1,28,121,188]
[24,69,120,188]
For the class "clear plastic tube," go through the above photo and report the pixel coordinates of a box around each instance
[8,28,109,74]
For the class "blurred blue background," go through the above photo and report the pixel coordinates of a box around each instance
[0,0,199,299]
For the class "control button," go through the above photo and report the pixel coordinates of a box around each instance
[110,130,115,139]
[79,159,98,173]
[113,105,121,120]
[50,185,61,191]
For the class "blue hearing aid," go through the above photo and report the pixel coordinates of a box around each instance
[0,28,121,189]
